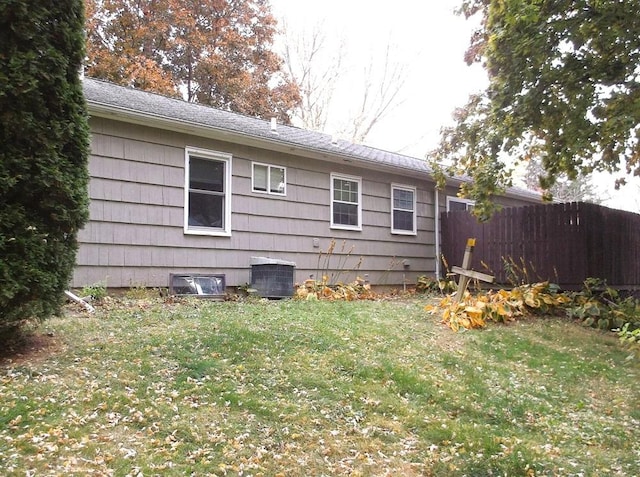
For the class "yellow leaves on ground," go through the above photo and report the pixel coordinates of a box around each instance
[426,282,570,331]
[296,277,376,301]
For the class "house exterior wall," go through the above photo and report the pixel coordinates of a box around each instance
[438,188,542,215]
[73,117,437,289]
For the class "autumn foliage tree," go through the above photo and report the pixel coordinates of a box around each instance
[433,0,640,219]
[85,0,300,123]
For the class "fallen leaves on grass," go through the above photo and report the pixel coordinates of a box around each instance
[426,282,572,331]
[295,276,377,301]
[2,299,639,476]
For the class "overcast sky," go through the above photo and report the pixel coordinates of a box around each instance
[270,0,639,212]
[270,0,486,156]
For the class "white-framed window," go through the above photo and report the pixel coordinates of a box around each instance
[184,147,232,236]
[391,184,417,235]
[330,173,362,230]
[252,162,286,196]
[447,196,475,212]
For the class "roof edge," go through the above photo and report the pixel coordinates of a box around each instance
[86,98,432,177]
[83,78,541,202]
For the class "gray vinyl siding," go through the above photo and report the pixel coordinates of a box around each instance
[437,187,543,216]
[73,117,436,289]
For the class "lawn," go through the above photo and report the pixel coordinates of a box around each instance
[1,297,639,476]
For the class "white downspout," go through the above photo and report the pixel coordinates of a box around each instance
[434,187,441,279]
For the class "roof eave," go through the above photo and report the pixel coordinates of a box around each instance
[87,100,432,179]
[440,175,542,202]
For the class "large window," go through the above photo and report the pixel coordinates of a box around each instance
[331,173,362,230]
[184,147,232,236]
[391,184,416,235]
[252,162,286,195]
[447,196,475,212]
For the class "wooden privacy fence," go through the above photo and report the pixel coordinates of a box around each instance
[440,202,640,290]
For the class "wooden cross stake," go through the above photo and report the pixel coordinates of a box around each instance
[451,238,494,303]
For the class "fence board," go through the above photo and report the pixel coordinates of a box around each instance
[440,202,640,289]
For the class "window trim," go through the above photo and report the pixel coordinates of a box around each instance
[184,146,232,237]
[446,196,475,212]
[251,162,286,196]
[330,173,362,231]
[391,183,417,235]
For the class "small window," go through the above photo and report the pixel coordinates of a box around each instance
[184,147,232,236]
[331,173,362,230]
[391,184,416,235]
[447,196,475,212]
[252,162,286,195]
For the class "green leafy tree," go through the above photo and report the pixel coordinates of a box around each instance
[432,0,640,220]
[0,1,90,333]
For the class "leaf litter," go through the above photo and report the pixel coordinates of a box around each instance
[1,296,638,476]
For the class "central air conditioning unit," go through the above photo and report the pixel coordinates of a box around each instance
[250,257,296,298]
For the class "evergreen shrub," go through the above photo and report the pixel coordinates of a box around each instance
[0,0,90,333]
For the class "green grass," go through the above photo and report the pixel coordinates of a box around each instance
[1,298,639,476]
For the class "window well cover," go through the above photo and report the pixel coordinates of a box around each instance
[170,273,226,297]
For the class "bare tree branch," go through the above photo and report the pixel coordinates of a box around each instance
[343,43,407,143]
[281,20,344,131]
[280,22,407,145]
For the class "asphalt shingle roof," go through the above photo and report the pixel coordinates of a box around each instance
[82,77,541,202]
[82,77,432,175]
